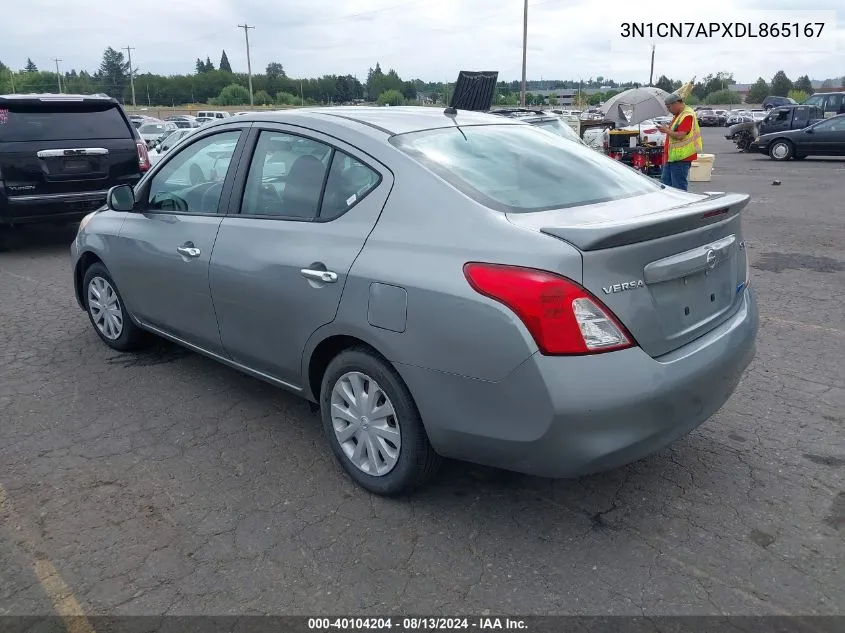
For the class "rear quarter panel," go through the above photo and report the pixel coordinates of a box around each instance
[320,148,585,382]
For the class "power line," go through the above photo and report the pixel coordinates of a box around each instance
[124,47,137,107]
[237,24,255,106]
[50,58,62,93]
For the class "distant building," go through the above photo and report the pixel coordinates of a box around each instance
[728,83,751,101]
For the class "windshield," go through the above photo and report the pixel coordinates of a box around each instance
[140,123,167,134]
[532,118,582,143]
[390,124,660,213]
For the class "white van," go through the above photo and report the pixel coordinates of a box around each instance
[196,110,231,120]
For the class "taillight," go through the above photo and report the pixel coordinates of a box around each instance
[463,263,634,355]
[136,140,150,172]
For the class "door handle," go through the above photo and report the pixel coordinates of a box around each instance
[300,268,338,283]
[177,245,201,258]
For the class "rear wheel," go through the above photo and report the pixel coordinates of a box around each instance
[320,347,441,496]
[769,140,794,161]
[82,262,148,351]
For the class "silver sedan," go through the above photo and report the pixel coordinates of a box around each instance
[71,107,757,495]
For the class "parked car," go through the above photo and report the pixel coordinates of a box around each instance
[697,110,722,127]
[0,93,148,242]
[167,115,201,129]
[753,113,845,160]
[70,106,757,495]
[138,121,178,147]
[713,110,729,126]
[762,95,797,110]
[196,110,231,120]
[148,128,196,165]
[616,119,666,145]
[801,91,845,118]
[726,110,752,125]
[489,109,584,144]
[751,110,768,122]
[195,117,216,125]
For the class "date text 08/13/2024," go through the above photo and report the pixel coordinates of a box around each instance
[308,617,528,630]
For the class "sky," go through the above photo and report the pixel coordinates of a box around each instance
[1,0,843,83]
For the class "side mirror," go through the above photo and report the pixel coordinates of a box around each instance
[106,185,136,212]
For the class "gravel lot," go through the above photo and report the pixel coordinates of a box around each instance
[1,128,843,617]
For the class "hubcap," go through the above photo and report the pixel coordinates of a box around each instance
[87,276,123,340]
[772,143,788,159]
[330,371,401,477]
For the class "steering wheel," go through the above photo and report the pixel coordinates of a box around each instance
[199,182,224,211]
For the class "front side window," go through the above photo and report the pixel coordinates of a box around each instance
[813,117,845,132]
[147,130,241,213]
[391,124,659,213]
[804,95,823,107]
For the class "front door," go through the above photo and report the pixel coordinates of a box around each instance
[807,117,845,156]
[111,128,246,353]
[209,127,391,388]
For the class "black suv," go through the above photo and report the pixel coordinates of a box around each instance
[0,94,149,233]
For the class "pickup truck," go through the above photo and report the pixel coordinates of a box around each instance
[756,104,823,136]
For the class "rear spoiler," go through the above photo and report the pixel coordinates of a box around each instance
[540,192,751,251]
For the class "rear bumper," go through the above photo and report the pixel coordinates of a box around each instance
[1,189,109,225]
[397,287,758,478]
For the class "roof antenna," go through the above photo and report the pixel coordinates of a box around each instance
[443,106,467,141]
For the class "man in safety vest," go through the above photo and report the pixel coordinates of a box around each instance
[657,94,702,191]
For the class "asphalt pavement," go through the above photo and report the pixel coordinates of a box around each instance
[1,128,843,617]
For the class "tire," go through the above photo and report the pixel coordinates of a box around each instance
[769,139,794,161]
[82,262,148,351]
[320,347,441,496]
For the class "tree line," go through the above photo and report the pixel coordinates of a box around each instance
[1,50,842,108]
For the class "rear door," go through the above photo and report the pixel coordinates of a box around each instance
[0,98,139,203]
[208,126,391,387]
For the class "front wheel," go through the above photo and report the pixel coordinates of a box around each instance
[320,347,441,496]
[82,262,149,351]
[769,140,794,161]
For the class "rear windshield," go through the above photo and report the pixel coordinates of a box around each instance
[390,124,659,213]
[0,104,130,142]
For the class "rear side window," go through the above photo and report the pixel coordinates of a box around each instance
[391,124,659,213]
[320,151,381,220]
[0,104,130,142]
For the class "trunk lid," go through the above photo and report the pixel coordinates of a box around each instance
[507,190,751,357]
[0,98,139,198]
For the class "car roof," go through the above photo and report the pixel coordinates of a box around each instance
[231,106,522,136]
[0,93,118,105]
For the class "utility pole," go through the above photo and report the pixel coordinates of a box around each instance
[237,23,255,107]
[520,0,528,106]
[124,46,137,107]
[649,45,655,86]
[51,58,62,93]
[9,69,16,93]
